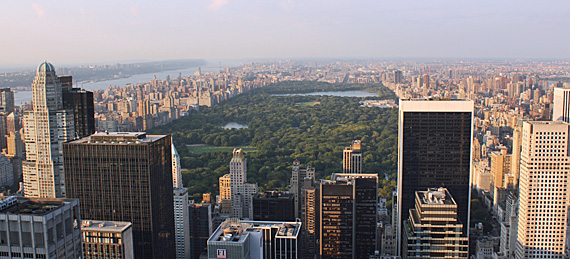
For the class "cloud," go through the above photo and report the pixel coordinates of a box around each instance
[32,3,46,18]
[208,0,228,10]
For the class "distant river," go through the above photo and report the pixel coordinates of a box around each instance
[271,90,377,97]
[13,59,245,105]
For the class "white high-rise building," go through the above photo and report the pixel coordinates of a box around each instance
[23,62,75,198]
[173,188,190,259]
[229,148,257,219]
[172,144,182,188]
[553,87,570,123]
[515,121,570,259]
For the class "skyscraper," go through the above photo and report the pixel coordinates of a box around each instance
[229,148,257,219]
[173,188,190,259]
[403,188,469,258]
[342,140,363,174]
[63,132,175,259]
[553,87,570,123]
[397,99,473,254]
[189,202,212,259]
[318,173,378,259]
[172,144,182,188]
[515,121,570,259]
[23,62,75,198]
[62,87,95,138]
[0,88,15,114]
[290,160,315,217]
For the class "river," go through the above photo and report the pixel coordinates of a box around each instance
[13,59,246,105]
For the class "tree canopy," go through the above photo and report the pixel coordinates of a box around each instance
[150,81,398,201]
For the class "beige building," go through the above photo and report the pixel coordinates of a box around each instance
[82,220,134,259]
[218,174,231,214]
[515,121,570,259]
[343,140,363,174]
[23,62,75,198]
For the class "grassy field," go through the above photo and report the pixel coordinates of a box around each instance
[186,144,257,154]
[295,101,320,107]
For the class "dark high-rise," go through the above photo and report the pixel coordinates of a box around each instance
[253,191,296,221]
[63,132,175,259]
[0,88,14,113]
[318,173,378,259]
[397,99,473,254]
[59,76,95,138]
[189,202,212,259]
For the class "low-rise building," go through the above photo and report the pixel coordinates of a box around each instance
[81,220,134,259]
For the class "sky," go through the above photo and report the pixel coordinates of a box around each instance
[1,0,569,67]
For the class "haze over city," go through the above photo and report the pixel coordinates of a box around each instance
[2,0,570,68]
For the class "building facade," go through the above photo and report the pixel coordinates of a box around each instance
[189,202,212,259]
[172,144,183,189]
[553,87,570,123]
[342,140,363,174]
[63,132,175,259]
[290,160,315,218]
[81,220,134,259]
[207,219,301,259]
[515,121,570,259]
[397,99,473,254]
[318,173,378,259]
[173,188,190,259]
[252,191,295,222]
[0,196,82,259]
[403,188,468,259]
[23,62,75,198]
[62,87,95,138]
[229,149,257,219]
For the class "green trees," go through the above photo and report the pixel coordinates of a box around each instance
[150,81,399,200]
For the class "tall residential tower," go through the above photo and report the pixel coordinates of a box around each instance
[23,62,75,198]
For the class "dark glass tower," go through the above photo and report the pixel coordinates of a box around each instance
[59,76,95,138]
[397,99,473,254]
[318,173,378,259]
[63,132,175,259]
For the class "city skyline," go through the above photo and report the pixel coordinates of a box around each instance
[2,1,570,67]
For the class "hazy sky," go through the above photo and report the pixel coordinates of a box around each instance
[1,0,569,66]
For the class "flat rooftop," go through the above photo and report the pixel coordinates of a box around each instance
[209,219,302,243]
[0,196,71,215]
[68,132,167,144]
[81,220,132,233]
[254,191,294,199]
[418,188,456,206]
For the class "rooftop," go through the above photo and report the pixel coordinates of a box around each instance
[418,188,456,206]
[254,191,294,199]
[0,196,73,215]
[81,220,132,233]
[68,132,167,144]
[208,219,301,243]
